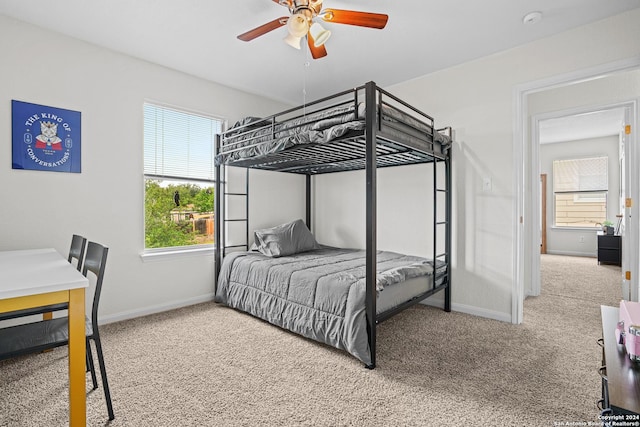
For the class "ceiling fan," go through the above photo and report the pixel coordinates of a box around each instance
[237,0,389,59]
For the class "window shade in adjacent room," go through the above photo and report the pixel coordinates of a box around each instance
[552,156,608,193]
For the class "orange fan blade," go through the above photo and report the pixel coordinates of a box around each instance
[238,17,288,42]
[307,33,327,59]
[321,9,388,29]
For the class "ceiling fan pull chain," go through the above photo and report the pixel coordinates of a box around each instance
[302,48,310,116]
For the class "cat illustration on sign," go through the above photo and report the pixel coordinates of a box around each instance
[35,121,62,150]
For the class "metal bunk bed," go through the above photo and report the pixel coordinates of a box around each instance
[214,81,452,369]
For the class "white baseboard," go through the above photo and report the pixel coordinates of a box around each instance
[99,293,215,325]
[421,299,512,323]
[525,289,538,298]
[546,250,596,258]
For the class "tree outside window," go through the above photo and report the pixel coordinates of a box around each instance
[143,103,222,250]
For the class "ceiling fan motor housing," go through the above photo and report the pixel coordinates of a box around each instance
[288,0,322,20]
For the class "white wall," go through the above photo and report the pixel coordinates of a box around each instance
[0,15,302,323]
[540,135,620,256]
[315,9,640,322]
[314,162,445,258]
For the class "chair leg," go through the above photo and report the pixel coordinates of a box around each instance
[92,333,114,421]
[86,339,98,390]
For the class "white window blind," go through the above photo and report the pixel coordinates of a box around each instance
[144,103,222,181]
[553,156,608,193]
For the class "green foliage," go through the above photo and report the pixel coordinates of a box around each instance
[144,180,214,249]
[192,187,214,213]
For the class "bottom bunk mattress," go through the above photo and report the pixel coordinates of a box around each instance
[214,246,446,365]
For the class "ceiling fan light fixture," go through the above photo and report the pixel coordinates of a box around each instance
[287,13,309,38]
[237,2,388,59]
[309,22,331,47]
[283,32,302,49]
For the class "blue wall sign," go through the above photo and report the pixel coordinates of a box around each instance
[12,100,81,173]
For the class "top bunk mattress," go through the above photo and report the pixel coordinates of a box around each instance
[216,83,452,171]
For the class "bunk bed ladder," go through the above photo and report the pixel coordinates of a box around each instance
[222,169,250,255]
[215,136,250,291]
[433,152,452,312]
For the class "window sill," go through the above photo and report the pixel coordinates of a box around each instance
[140,246,214,263]
[550,227,600,232]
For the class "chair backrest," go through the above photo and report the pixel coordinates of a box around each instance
[68,234,87,271]
[82,241,109,326]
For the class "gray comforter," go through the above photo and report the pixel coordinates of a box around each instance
[215,247,444,365]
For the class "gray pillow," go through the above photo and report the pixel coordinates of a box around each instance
[253,219,319,257]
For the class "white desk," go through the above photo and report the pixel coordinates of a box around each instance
[0,248,88,426]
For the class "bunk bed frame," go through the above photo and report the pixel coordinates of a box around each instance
[214,81,452,369]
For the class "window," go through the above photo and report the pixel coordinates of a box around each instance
[553,156,608,228]
[143,103,222,251]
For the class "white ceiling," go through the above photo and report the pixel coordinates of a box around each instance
[539,108,626,144]
[1,1,639,105]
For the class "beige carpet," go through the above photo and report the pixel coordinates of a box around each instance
[0,254,622,426]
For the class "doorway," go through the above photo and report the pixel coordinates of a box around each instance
[513,59,640,324]
[533,107,627,298]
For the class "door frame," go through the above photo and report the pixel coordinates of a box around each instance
[512,57,640,324]
[531,102,633,297]
[540,174,547,256]
[623,100,640,302]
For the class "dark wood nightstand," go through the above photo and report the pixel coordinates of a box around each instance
[598,234,621,266]
[599,306,640,416]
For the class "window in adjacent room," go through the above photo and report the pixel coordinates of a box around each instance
[553,156,608,228]
[143,102,223,252]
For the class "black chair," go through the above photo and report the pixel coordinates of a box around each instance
[68,234,87,272]
[0,241,114,421]
[0,235,87,322]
